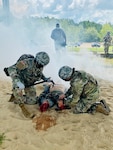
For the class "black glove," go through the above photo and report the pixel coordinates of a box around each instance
[44,77,50,82]
[44,77,55,84]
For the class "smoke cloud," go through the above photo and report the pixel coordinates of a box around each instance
[0,17,113,86]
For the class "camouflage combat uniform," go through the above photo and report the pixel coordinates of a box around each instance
[65,71,99,113]
[103,33,112,55]
[8,58,47,105]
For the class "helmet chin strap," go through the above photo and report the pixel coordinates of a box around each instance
[34,59,43,68]
[69,68,75,80]
[37,63,43,68]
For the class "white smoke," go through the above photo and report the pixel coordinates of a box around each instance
[44,48,113,86]
[0,18,113,86]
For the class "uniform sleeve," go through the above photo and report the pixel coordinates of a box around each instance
[65,87,72,97]
[41,74,47,81]
[7,64,19,79]
[69,78,85,105]
[51,30,55,40]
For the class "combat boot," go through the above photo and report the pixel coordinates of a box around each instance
[100,99,111,112]
[9,94,26,104]
[19,103,35,119]
[95,100,110,115]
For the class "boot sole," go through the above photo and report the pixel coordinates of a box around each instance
[100,99,111,112]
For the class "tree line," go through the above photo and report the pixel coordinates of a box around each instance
[23,17,113,44]
[1,14,113,44]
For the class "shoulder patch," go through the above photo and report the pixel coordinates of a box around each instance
[16,60,27,70]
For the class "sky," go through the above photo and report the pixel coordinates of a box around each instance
[0,0,113,24]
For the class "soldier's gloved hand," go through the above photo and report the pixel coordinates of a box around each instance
[44,77,55,84]
[16,81,25,90]
[44,77,51,82]
[55,99,65,111]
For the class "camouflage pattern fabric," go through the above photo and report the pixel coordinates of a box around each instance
[35,52,50,66]
[17,54,34,62]
[58,66,73,80]
[7,58,46,104]
[65,70,99,113]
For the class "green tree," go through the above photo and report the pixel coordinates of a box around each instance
[79,27,100,42]
[100,23,113,41]
[79,21,102,32]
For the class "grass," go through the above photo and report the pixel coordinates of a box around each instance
[103,57,113,65]
[68,45,113,53]
[0,133,6,146]
[89,46,113,53]
[67,45,113,66]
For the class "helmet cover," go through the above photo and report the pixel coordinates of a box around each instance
[58,66,73,80]
[35,52,50,66]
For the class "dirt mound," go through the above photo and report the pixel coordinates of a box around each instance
[33,113,56,131]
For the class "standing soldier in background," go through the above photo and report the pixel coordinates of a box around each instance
[103,32,112,56]
[51,23,67,53]
[4,52,52,118]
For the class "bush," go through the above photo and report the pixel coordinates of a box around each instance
[0,133,5,146]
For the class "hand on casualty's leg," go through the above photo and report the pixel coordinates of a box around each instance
[55,99,71,111]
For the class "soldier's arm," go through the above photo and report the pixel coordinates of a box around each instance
[70,79,84,105]
[65,87,72,97]
[7,64,19,79]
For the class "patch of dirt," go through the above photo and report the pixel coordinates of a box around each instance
[33,113,56,131]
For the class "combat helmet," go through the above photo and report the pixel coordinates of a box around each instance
[58,66,73,80]
[35,52,50,66]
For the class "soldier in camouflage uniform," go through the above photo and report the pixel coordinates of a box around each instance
[58,66,110,115]
[103,32,112,55]
[4,52,51,118]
